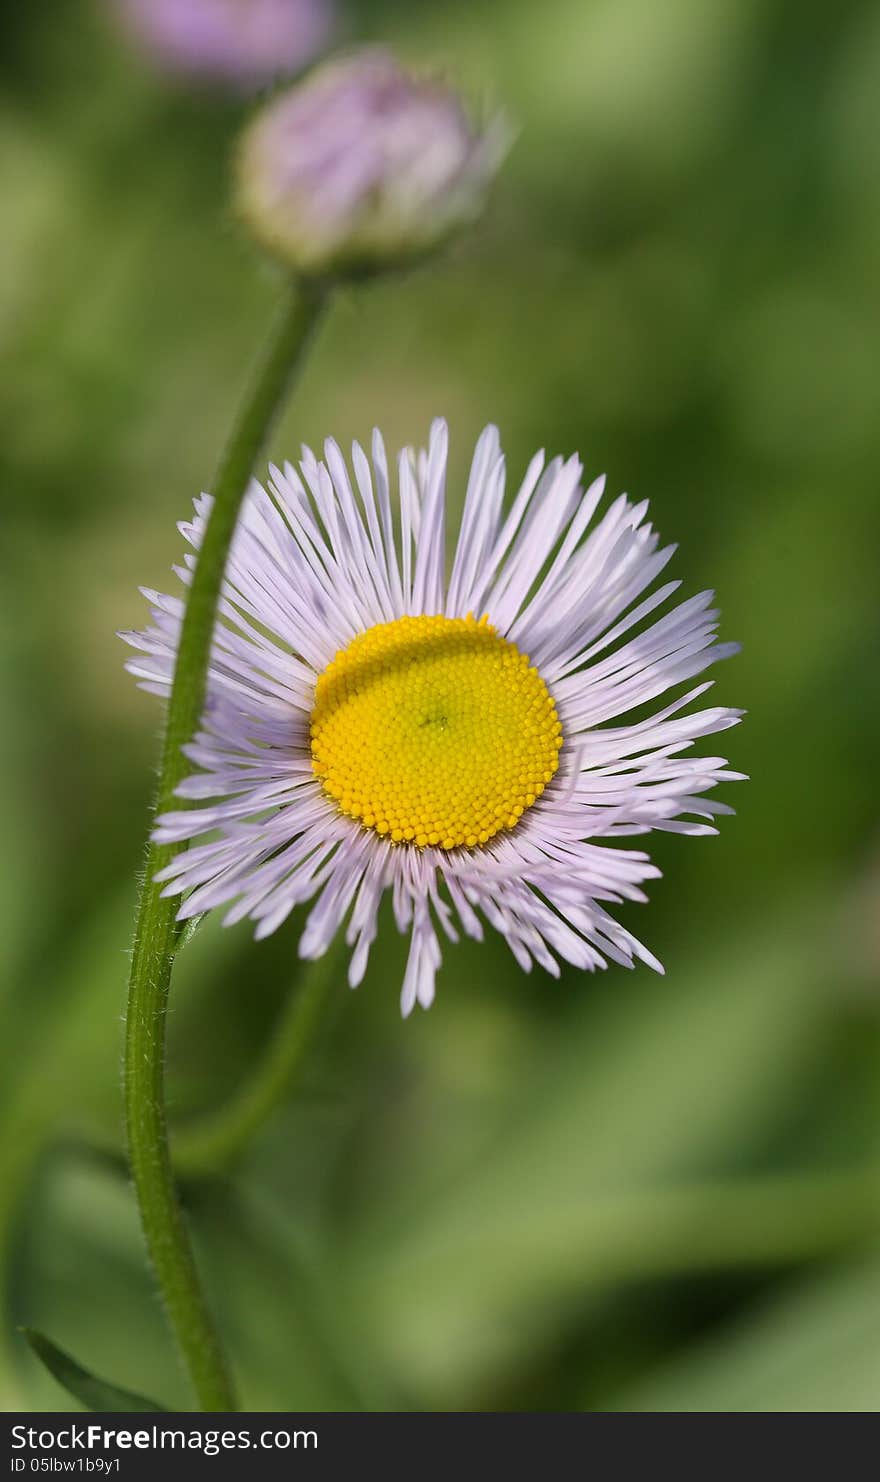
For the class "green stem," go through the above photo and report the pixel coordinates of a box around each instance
[124,280,328,1412]
[173,945,342,1178]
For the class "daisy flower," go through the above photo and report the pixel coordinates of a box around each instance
[114,0,334,90]
[235,50,508,277]
[122,420,742,1015]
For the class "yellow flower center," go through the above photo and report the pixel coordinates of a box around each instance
[310,614,562,850]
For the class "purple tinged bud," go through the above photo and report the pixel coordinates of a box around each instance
[235,49,508,276]
[115,0,335,90]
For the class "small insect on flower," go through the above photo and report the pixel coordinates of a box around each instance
[122,422,744,1015]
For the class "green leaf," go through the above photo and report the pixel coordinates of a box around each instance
[341,892,842,1403]
[607,1255,880,1412]
[20,1329,165,1412]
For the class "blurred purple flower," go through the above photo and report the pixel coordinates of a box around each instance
[116,0,335,89]
[235,49,508,275]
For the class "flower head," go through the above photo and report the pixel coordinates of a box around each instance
[235,50,506,276]
[122,421,743,1015]
[115,0,334,89]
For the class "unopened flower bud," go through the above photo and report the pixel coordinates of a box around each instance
[234,50,507,277]
[115,0,334,90]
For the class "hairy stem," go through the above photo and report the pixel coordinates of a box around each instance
[124,280,328,1411]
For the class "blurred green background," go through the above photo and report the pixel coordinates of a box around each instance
[2,0,880,1413]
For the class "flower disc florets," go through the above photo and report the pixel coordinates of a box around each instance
[310,613,562,850]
